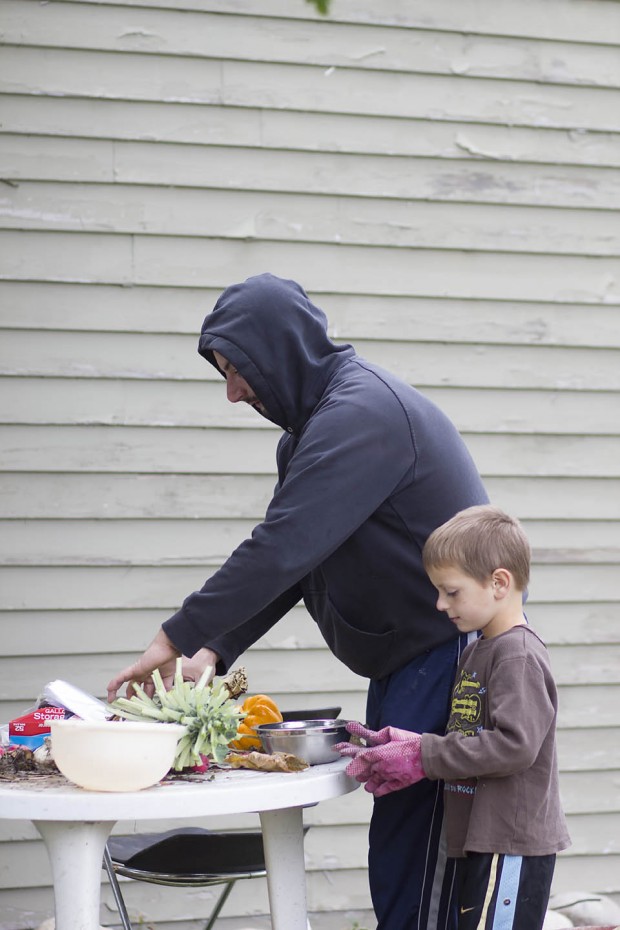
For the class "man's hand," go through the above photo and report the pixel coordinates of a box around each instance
[160,648,219,692]
[106,632,220,702]
[106,629,180,702]
[129,648,218,699]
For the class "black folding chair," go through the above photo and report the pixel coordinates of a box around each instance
[103,827,267,930]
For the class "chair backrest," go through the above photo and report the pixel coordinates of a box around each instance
[107,827,266,879]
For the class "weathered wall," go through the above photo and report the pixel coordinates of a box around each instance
[0,1,619,927]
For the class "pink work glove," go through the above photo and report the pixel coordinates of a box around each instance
[333,722,426,797]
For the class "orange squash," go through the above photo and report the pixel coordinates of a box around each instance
[230,694,283,750]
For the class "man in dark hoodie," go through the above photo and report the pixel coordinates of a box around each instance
[108,273,489,930]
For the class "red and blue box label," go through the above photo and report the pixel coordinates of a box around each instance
[9,706,70,750]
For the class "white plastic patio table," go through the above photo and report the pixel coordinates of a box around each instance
[0,758,358,930]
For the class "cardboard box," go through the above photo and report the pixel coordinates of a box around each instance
[9,706,70,750]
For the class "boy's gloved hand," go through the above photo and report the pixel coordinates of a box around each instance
[363,735,425,796]
[333,721,426,796]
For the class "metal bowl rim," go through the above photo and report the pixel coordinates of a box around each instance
[255,718,349,735]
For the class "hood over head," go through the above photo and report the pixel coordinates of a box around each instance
[198,273,354,432]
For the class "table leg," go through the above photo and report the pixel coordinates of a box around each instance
[259,806,309,930]
[34,820,115,930]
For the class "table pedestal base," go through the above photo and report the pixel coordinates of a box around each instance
[259,806,311,930]
[35,819,115,930]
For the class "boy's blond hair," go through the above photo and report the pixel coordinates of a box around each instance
[422,505,530,591]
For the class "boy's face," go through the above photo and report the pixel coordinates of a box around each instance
[427,564,498,637]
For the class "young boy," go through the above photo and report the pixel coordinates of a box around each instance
[337,505,570,930]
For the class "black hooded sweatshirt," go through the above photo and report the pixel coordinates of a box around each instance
[162,273,489,680]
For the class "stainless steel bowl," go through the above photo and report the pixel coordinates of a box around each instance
[255,719,350,765]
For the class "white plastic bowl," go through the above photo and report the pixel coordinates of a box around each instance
[50,718,186,792]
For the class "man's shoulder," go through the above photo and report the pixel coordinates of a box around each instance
[342,356,445,418]
[328,357,422,428]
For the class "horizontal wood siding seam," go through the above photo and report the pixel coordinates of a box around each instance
[3,95,620,170]
[30,0,620,48]
[3,49,620,132]
[3,137,620,215]
[1,283,619,346]
[1,234,619,306]
[3,1,620,90]
[2,180,620,260]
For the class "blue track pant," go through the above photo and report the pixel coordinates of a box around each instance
[366,634,471,930]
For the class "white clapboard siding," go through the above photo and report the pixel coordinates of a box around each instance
[2,378,620,438]
[4,332,620,391]
[2,519,620,567]
[4,182,620,258]
[0,873,377,930]
[0,40,616,131]
[3,232,618,305]
[4,136,620,209]
[3,561,618,616]
[0,473,277,519]
[1,602,618,664]
[3,94,620,169]
[2,642,618,703]
[2,47,619,131]
[2,282,620,349]
[556,687,620,729]
[3,0,619,89]
[0,651,366,714]
[1,0,619,925]
[45,0,620,45]
[2,473,620,521]
[4,425,620,478]
[0,822,371,890]
[0,854,375,926]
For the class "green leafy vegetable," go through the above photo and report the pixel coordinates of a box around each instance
[110,660,246,769]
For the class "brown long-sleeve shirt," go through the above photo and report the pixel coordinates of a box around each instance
[422,625,571,858]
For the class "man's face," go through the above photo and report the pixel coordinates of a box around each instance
[213,350,268,416]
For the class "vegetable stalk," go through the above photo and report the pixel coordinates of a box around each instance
[110,660,247,769]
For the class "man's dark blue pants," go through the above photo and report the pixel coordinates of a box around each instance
[366,634,469,930]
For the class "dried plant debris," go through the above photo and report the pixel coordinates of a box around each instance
[0,746,37,775]
[222,666,248,699]
[226,750,309,772]
[0,743,59,780]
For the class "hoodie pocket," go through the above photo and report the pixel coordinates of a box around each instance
[303,589,396,679]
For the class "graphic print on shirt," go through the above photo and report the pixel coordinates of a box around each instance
[447,670,484,737]
[445,669,485,798]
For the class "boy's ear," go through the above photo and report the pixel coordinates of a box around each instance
[491,568,512,597]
